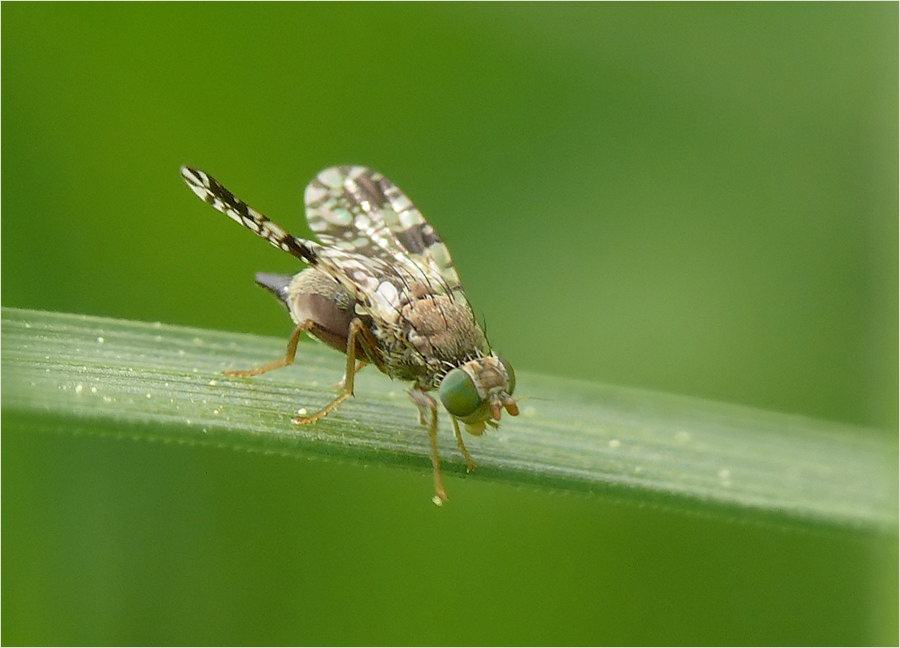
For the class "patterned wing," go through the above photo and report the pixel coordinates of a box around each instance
[181,165,432,326]
[304,166,463,296]
[181,166,321,266]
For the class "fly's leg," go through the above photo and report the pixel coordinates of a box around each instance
[332,360,368,391]
[409,388,447,504]
[225,320,312,377]
[450,418,478,473]
[292,318,367,425]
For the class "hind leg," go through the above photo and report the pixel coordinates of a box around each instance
[224,320,312,377]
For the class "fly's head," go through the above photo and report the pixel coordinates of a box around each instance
[438,355,517,435]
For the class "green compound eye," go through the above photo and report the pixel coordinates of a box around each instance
[439,368,482,418]
[499,356,516,395]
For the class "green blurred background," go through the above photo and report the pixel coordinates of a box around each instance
[3,4,897,645]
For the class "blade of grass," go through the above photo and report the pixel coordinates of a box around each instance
[2,306,896,531]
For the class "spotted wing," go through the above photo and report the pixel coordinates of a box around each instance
[182,165,440,329]
[304,166,463,297]
[182,165,406,313]
[181,166,321,266]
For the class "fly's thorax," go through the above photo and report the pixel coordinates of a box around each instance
[439,355,518,435]
[401,295,488,365]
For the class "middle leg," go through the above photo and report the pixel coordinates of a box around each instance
[292,318,368,425]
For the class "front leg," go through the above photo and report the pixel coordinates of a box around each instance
[409,387,447,505]
[451,417,478,473]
